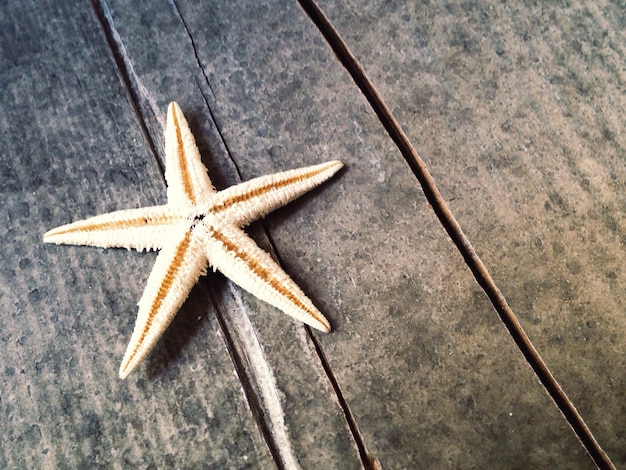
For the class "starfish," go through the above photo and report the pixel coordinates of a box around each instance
[44,102,343,379]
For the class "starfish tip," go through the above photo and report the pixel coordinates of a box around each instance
[119,360,134,380]
[42,226,59,241]
[168,101,182,117]
[42,232,60,245]
[314,317,332,333]
[327,160,343,172]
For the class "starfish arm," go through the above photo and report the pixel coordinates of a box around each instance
[203,220,331,332]
[208,160,343,227]
[119,227,208,379]
[165,102,215,209]
[43,205,189,252]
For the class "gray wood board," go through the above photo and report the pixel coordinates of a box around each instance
[318,0,625,466]
[1,0,621,468]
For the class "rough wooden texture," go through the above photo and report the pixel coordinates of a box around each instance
[0,0,622,468]
[317,0,625,466]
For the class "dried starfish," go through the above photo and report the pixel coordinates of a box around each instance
[44,102,343,379]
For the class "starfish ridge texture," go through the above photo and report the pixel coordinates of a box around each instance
[44,102,343,379]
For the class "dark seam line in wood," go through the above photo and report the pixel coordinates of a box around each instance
[195,80,244,181]
[170,0,244,182]
[207,285,287,470]
[266,236,380,470]
[307,327,381,470]
[91,0,164,178]
[296,1,615,469]
[170,3,286,466]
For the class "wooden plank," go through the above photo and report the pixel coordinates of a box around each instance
[98,1,363,468]
[0,2,274,468]
[316,0,625,467]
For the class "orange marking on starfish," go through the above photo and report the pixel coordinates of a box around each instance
[46,217,156,236]
[210,164,333,213]
[45,213,181,237]
[210,227,328,328]
[122,231,192,370]
[172,108,196,206]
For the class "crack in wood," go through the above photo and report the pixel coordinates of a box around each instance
[265,233,382,470]
[91,0,165,179]
[209,280,299,470]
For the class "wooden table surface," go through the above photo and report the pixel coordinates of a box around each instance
[1,1,624,468]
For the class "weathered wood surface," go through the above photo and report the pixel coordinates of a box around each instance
[1,0,623,468]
